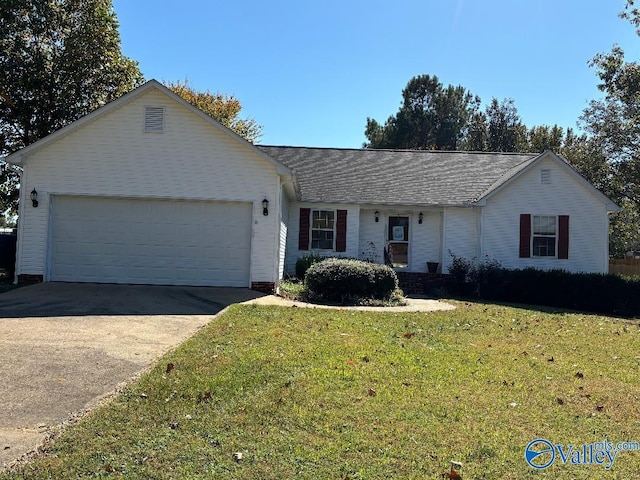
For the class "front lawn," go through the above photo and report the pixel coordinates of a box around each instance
[4,302,640,479]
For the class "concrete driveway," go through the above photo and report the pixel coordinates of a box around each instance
[0,282,264,469]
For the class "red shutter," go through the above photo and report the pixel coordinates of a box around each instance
[298,208,310,251]
[519,214,531,258]
[558,215,569,259]
[336,210,347,252]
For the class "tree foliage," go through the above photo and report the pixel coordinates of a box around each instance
[485,98,528,152]
[365,77,570,154]
[165,79,262,144]
[576,0,640,256]
[0,0,143,221]
[364,74,480,150]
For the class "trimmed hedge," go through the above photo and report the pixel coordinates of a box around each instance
[305,258,398,301]
[449,264,640,317]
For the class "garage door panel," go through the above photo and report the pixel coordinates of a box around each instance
[50,196,252,286]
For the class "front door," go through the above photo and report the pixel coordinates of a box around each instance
[387,216,409,268]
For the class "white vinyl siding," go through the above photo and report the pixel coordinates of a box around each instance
[16,87,280,285]
[358,209,385,264]
[442,207,479,273]
[482,157,609,273]
[278,189,289,280]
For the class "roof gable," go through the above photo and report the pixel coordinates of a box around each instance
[476,150,619,211]
[5,80,290,175]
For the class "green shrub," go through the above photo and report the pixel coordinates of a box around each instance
[446,255,640,316]
[447,252,502,297]
[305,258,398,302]
[295,253,326,279]
[278,279,307,301]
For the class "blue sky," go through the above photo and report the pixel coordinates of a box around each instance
[112,0,638,148]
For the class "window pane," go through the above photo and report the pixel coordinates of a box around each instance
[311,229,333,249]
[533,215,556,235]
[388,216,409,241]
[388,242,408,267]
[312,210,334,229]
[533,237,556,257]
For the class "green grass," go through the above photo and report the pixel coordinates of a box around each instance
[4,302,640,479]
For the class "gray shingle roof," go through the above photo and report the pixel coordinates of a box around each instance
[258,146,538,206]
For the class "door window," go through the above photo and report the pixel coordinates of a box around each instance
[387,216,409,268]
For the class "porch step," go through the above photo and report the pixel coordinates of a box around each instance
[396,272,452,295]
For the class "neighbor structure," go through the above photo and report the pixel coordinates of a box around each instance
[5,80,619,292]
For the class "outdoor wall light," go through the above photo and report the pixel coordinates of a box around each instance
[419,212,424,224]
[262,198,269,216]
[375,210,380,222]
[30,188,39,208]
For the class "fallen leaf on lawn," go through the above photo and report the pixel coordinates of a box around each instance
[368,388,377,397]
[403,332,415,338]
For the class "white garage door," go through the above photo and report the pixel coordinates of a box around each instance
[50,196,252,287]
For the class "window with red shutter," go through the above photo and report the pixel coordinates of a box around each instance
[519,214,531,258]
[298,208,310,250]
[336,210,347,252]
[558,215,569,259]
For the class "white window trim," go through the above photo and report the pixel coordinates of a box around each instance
[531,214,558,258]
[310,209,336,250]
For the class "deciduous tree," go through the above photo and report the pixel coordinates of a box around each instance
[578,0,640,256]
[0,0,143,222]
[164,79,262,143]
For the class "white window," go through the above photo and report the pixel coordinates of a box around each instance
[311,210,334,249]
[532,215,556,257]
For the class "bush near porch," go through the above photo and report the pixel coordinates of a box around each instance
[305,258,399,303]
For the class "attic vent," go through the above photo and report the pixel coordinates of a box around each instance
[541,169,551,184]
[144,106,165,133]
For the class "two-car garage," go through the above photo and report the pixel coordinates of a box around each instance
[7,80,286,290]
[49,196,252,287]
